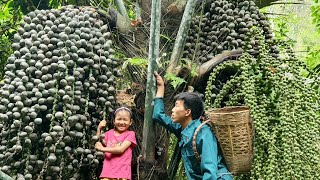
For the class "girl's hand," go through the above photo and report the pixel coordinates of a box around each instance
[154,72,164,87]
[95,142,104,151]
[98,120,107,130]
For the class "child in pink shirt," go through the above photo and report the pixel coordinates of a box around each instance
[95,107,137,180]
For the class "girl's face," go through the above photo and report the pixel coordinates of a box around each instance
[114,110,132,133]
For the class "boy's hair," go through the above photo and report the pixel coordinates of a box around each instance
[174,92,204,120]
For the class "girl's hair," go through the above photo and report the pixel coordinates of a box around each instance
[114,106,132,118]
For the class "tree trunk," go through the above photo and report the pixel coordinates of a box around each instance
[138,0,163,179]
[0,170,12,180]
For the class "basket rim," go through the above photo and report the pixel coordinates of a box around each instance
[206,106,250,114]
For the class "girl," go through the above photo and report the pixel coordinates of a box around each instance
[95,106,137,180]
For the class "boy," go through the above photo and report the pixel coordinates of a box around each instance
[152,72,232,180]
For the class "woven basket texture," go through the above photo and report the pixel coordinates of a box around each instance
[207,106,253,174]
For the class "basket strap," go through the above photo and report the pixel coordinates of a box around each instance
[192,120,212,162]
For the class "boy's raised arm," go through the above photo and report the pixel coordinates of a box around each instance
[152,72,182,137]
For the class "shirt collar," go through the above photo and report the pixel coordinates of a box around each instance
[181,118,201,137]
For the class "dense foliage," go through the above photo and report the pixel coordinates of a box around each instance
[205,27,320,179]
[312,0,320,32]
[0,0,23,80]
[0,6,119,179]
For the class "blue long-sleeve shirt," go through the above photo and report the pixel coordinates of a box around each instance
[152,98,232,180]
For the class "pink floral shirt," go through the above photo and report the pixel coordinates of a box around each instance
[100,129,137,179]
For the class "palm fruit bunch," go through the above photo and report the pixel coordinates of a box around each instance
[0,5,119,180]
[183,0,278,63]
[205,27,320,179]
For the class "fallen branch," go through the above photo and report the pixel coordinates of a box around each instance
[198,49,243,76]
[264,12,288,16]
[270,2,305,5]
[189,50,243,86]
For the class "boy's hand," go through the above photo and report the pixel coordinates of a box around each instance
[154,72,165,98]
[154,72,164,87]
[98,120,107,130]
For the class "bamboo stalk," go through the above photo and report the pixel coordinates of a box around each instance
[141,0,161,162]
[167,0,198,74]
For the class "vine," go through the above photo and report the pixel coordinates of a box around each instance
[205,27,320,179]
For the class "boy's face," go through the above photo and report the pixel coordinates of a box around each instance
[171,100,190,123]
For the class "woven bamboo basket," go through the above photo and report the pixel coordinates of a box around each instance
[207,106,253,174]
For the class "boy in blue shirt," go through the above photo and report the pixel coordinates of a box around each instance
[152,72,232,180]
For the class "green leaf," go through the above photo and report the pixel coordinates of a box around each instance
[125,57,148,67]
[49,0,61,8]
[0,0,14,19]
[160,34,172,42]
[181,58,198,77]
[164,73,186,89]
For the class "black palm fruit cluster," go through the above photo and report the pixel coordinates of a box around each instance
[0,5,119,180]
[183,0,279,63]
